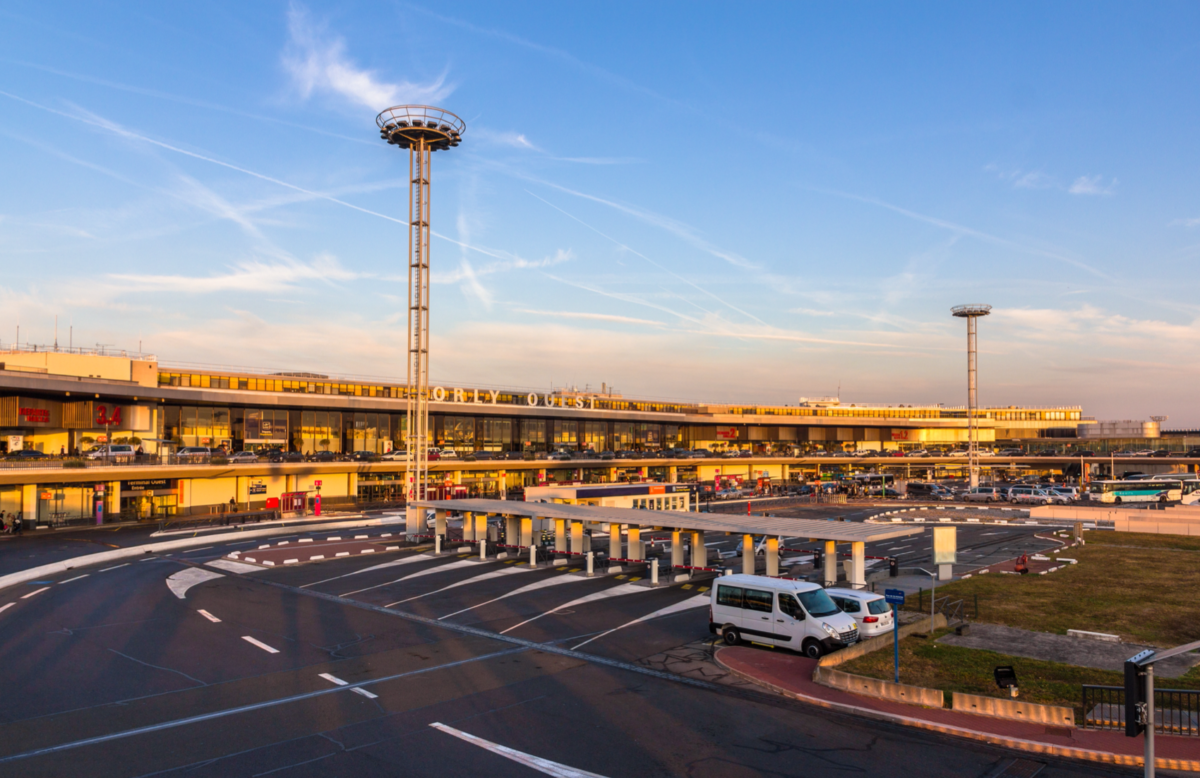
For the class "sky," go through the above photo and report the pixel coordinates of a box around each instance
[2,2,1199,423]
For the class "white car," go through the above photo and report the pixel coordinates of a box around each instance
[1008,487,1067,505]
[946,449,969,457]
[227,451,259,463]
[381,450,405,461]
[962,486,1003,503]
[825,588,895,638]
[710,574,859,658]
[438,448,459,459]
[85,444,136,462]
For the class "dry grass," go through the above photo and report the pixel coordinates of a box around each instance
[901,530,1200,647]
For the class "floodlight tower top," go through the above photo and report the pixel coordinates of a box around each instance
[376,105,465,151]
[952,304,992,318]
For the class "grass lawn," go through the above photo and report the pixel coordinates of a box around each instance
[839,530,1200,719]
[839,628,1200,721]
[900,529,1200,647]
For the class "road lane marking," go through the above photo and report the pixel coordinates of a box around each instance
[438,573,585,621]
[99,563,130,572]
[0,646,528,766]
[500,583,645,635]
[318,673,348,686]
[430,722,607,778]
[570,594,709,650]
[21,587,49,599]
[352,688,378,699]
[183,547,214,553]
[207,559,262,574]
[241,636,280,654]
[0,603,14,614]
[59,574,89,584]
[197,610,221,623]
[167,568,226,599]
[386,565,536,606]
[343,559,476,597]
[298,553,435,588]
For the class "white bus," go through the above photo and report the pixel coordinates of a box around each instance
[1086,479,1182,504]
[1148,475,1200,505]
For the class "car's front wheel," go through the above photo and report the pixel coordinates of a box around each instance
[722,627,741,647]
[802,639,824,659]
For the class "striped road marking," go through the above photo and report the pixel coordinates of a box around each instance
[99,563,130,572]
[0,603,13,614]
[241,636,280,654]
[430,722,606,778]
[21,587,49,599]
[59,574,89,584]
[198,610,221,623]
[320,672,379,699]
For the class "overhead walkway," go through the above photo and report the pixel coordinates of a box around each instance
[411,499,922,588]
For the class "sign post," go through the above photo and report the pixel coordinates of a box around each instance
[885,588,906,683]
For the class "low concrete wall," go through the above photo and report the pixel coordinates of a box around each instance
[814,666,944,708]
[951,692,1074,726]
[818,613,948,668]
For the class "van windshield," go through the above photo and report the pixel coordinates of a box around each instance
[797,589,839,617]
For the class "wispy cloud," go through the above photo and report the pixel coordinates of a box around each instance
[283,3,453,110]
[431,248,573,283]
[516,310,665,327]
[1169,217,1200,228]
[1068,175,1118,196]
[108,253,361,293]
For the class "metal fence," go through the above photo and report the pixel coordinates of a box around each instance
[1082,685,1200,736]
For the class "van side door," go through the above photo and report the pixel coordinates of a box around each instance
[774,592,805,645]
[740,587,776,642]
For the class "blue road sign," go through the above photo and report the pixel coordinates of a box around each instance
[884,588,906,605]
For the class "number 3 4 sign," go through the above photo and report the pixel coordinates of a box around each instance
[95,405,123,427]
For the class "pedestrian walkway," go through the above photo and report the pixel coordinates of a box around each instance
[716,646,1200,772]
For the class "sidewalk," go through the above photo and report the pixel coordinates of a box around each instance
[716,646,1200,772]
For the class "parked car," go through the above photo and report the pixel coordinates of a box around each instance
[962,486,1003,503]
[906,482,955,501]
[1132,450,1156,457]
[547,450,573,461]
[710,574,859,658]
[1007,486,1062,505]
[1049,486,1081,501]
[438,448,459,460]
[826,588,895,638]
[228,451,260,463]
[349,450,379,462]
[1111,450,1137,457]
[1187,449,1200,458]
[946,449,969,457]
[307,450,339,463]
[501,450,526,461]
[595,450,616,460]
[380,450,405,461]
[176,446,214,462]
[86,444,137,462]
[997,448,1024,456]
[904,450,931,458]
[868,487,903,498]
[1073,450,1096,458]
[267,450,304,463]
[1149,450,1177,458]
[615,450,639,459]
[5,449,49,460]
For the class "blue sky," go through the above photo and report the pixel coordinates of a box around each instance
[2,2,1199,423]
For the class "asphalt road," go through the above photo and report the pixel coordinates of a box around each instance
[0,517,1144,778]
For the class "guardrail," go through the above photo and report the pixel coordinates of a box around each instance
[158,509,279,532]
[1083,685,1200,736]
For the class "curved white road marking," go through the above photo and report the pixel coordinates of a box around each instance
[166,568,225,600]
[342,559,476,597]
[21,587,49,599]
[241,636,280,654]
[387,565,536,606]
[0,603,14,614]
[206,559,263,574]
[99,563,129,572]
[299,553,434,588]
[438,573,585,621]
[59,574,89,584]
[571,594,709,650]
[500,582,644,635]
[430,722,607,778]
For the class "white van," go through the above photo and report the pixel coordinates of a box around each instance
[825,588,894,638]
[709,574,860,659]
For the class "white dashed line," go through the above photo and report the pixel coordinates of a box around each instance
[319,673,347,686]
[59,574,89,584]
[430,723,606,777]
[0,603,14,614]
[336,552,350,557]
[99,563,130,572]
[183,547,214,553]
[198,609,221,623]
[353,688,378,699]
[310,555,325,560]
[21,587,49,599]
[241,636,280,654]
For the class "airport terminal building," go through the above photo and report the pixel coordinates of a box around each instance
[0,346,1092,523]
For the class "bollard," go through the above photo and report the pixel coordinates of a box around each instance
[586,551,594,576]
[480,539,486,560]
[723,568,732,576]
[435,534,442,555]
[651,559,659,586]
[530,544,537,567]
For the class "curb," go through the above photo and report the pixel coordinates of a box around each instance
[714,651,1200,773]
[0,515,408,594]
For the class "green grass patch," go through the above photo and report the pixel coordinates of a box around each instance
[840,628,1200,720]
[900,530,1200,647]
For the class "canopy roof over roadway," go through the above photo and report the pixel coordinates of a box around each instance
[412,499,924,542]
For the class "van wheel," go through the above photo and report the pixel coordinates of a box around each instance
[1114,497,1122,505]
[985,497,994,503]
[802,639,824,659]
[722,627,741,646]
[1010,499,1019,505]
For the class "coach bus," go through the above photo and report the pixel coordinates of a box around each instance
[1086,479,1182,504]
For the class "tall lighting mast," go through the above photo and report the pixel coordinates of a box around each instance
[952,304,992,489]
[376,106,464,532]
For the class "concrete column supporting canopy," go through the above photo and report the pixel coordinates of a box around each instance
[628,525,642,561]
[824,540,837,587]
[850,541,866,589]
[765,536,780,577]
[690,530,706,569]
[742,534,755,575]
